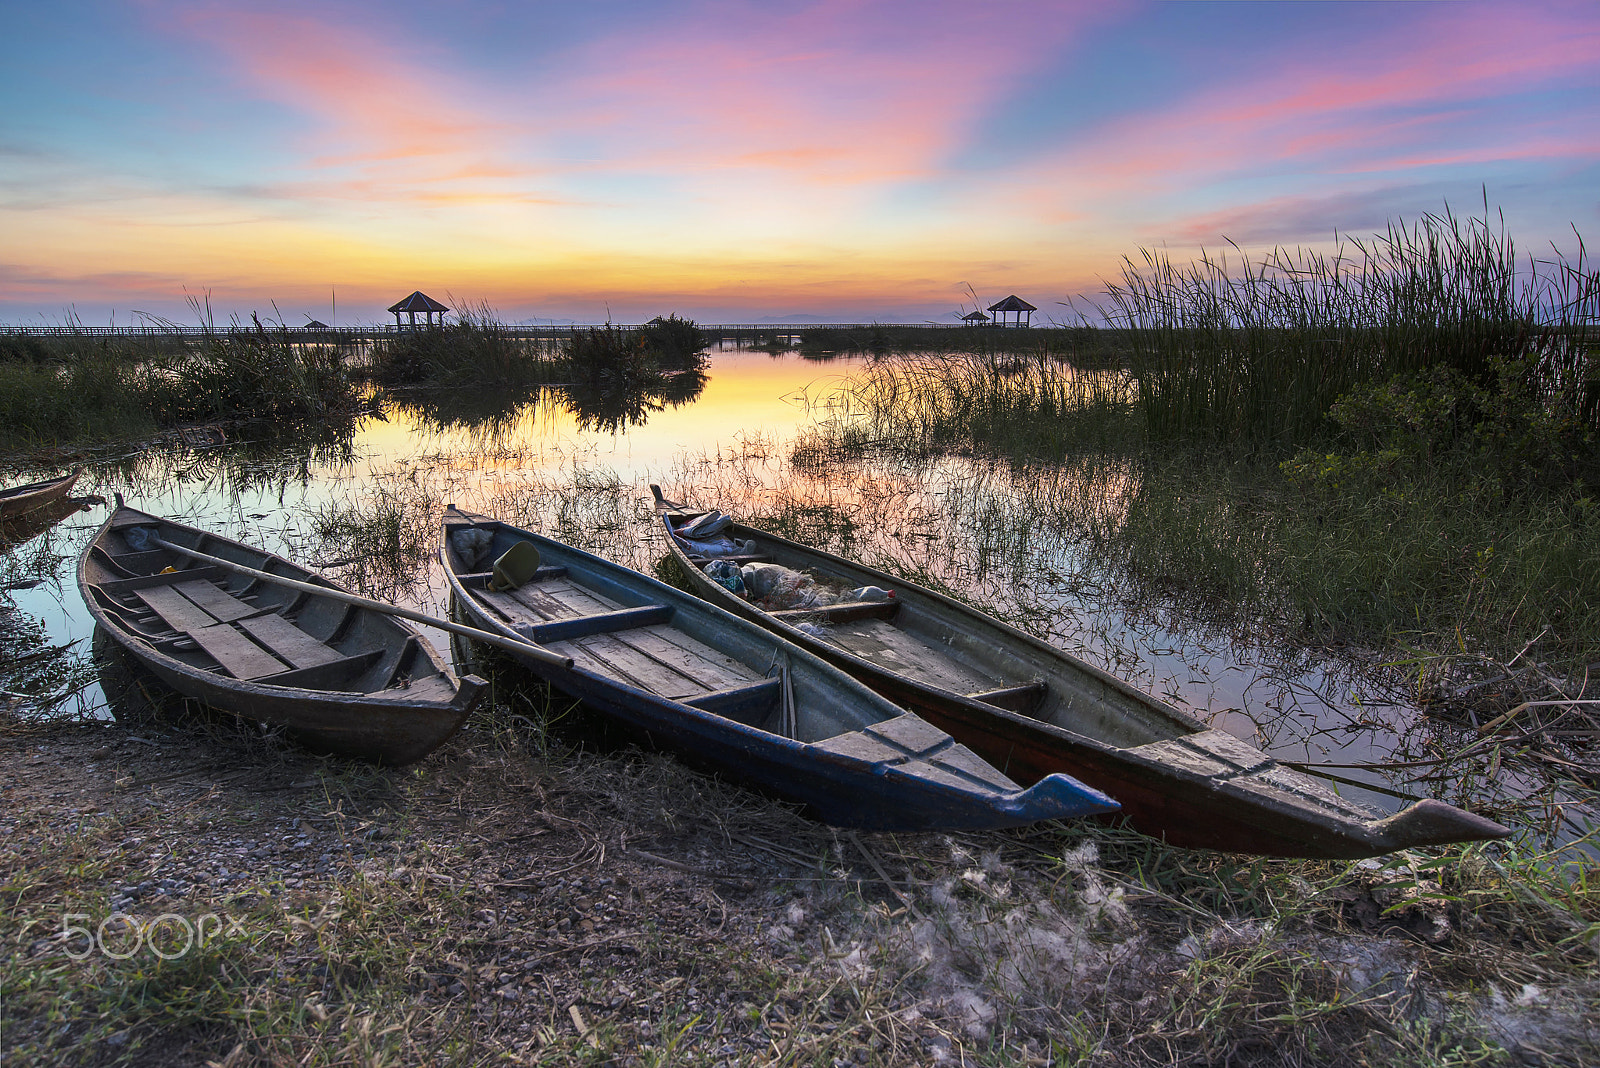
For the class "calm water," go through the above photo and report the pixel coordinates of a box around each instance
[2,346,1575,836]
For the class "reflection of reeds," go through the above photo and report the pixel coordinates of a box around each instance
[560,326,708,433]
[309,477,441,600]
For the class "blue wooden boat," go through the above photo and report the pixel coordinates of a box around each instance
[441,506,1118,832]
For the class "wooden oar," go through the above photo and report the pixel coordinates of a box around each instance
[132,528,574,670]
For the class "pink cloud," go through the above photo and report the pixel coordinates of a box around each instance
[1021,2,1600,203]
[545,1,1104,188]
[150,2,545,206]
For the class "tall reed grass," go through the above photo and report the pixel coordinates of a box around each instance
[0,318,360,450]
[1099,205,1597,444]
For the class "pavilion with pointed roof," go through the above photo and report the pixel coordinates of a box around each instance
[388,291,449,330]
[960,310,990,325]
[987,295,1036,328]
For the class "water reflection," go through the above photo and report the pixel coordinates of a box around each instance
[562,366,708,434]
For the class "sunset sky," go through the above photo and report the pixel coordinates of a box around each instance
[3,1,1596,326]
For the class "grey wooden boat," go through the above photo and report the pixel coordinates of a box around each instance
[441,506,1119,832]
[652,486,1511,858]
[81,503,485,765]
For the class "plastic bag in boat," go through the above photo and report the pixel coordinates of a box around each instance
[451,528,495,569]
[703,559,746,596]
[842,585,894,602]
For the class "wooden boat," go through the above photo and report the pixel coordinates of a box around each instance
[651,486,1512,858]
[440,506,1119,832]
[1,496,86,551]
[0,467,83,522]
[81,503,486,765]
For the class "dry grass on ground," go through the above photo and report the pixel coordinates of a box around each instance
[3,663,1598,1068]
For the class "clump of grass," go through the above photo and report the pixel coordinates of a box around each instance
[367,302,559,392]
[807,349,1141,463]
[559,326,707,433]
[635,313,709,369]
[0,318,362,451]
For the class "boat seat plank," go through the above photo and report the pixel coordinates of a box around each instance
[968,681,1049,715]
[518,605,673,644]
[96,566,227,596]
[174,580,258,622]
[238,614,343,669]
[771,600,900,624]
[257,649,383,690]
[186,623,290,680]
[134,585,218,632]
[686,553,770,566]
[824,619,998,694]
[684,677,781,724]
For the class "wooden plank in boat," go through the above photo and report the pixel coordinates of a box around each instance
[771,600,900,625]
[523,605,673,644]
[96,566,227,595]
[259,649,383,690]
[383,676,456,702]
[868,713,954,757]
[626,625,760,690]
[825,620,997,694]
[187,624,289,680]
[238,614,342,669]
[476,589,537,623]
[134,585,217,632]
[634,626,764,688]
[516,577,622,617]
[174,580,257,622]
[560,630,735,700]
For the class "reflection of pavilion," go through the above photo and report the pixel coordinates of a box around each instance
[986,294,1037,328]
[388,291,449,330]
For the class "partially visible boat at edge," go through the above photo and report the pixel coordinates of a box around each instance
[441,506,1119,832]
[1,466,84,522]
[81,502,485,765]
[651,485,1511,858]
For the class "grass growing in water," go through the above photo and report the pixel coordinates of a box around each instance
[366,302,560,392]
[1099,204,1597,445]
[0,318,361,452]
[811,207,1600,676]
